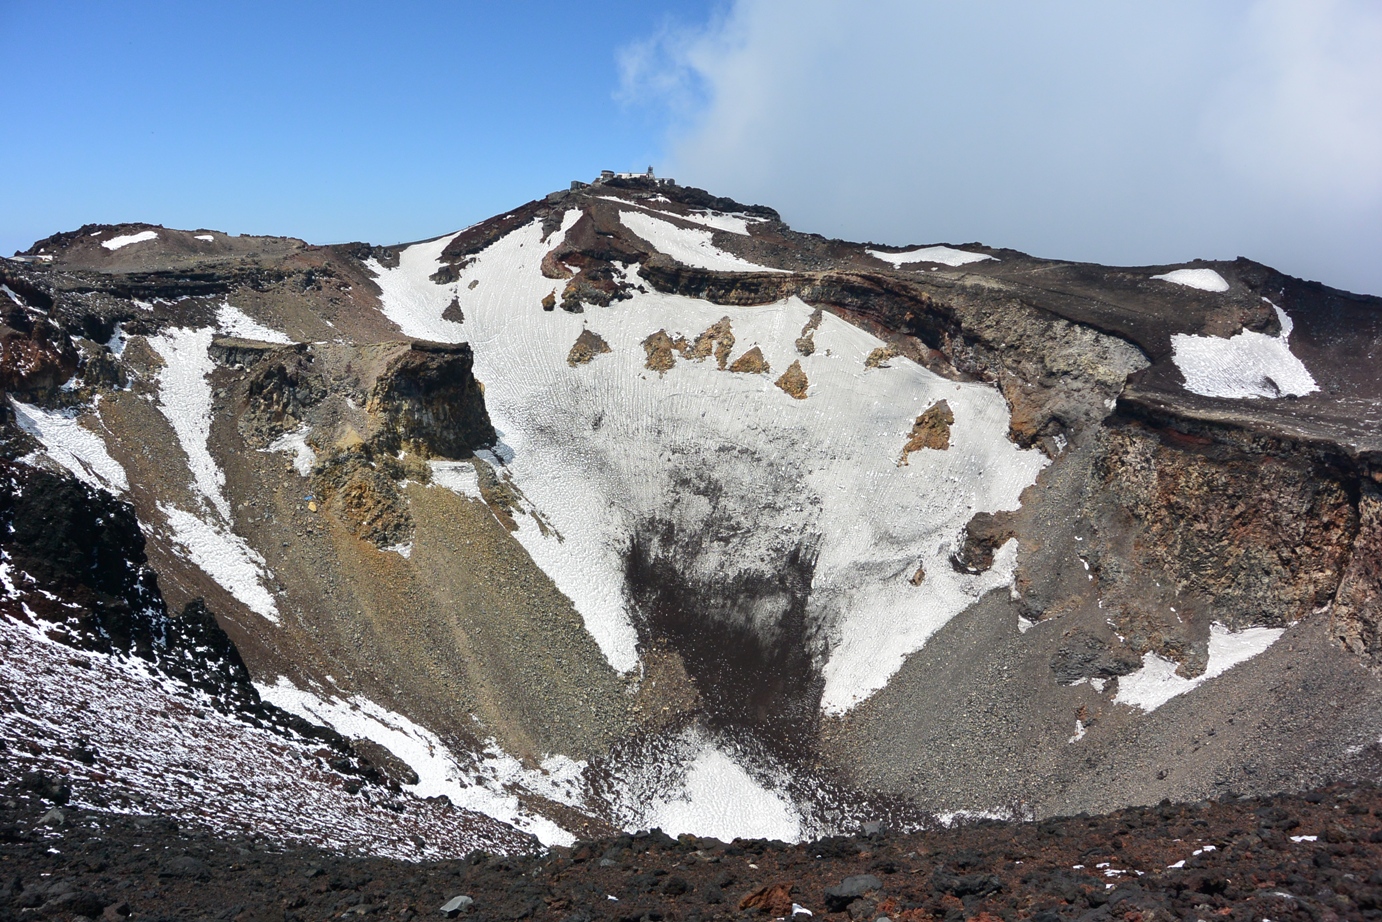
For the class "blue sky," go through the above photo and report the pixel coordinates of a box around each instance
[0,1,710,250]
[4,1,1380,295]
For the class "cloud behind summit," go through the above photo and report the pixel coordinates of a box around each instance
[622,0,1382,295]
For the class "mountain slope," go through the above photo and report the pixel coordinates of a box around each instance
[2,176,1380,851]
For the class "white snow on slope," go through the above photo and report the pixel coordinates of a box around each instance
[1115,622,1285,712]
[266,427,316,476]
[1171,303,1318,399]
[597,197,761,235]
[102,230,158,250]
[194,234,215,242]
[684,210,761,236]
[366,232,470,343]
[602,728,801,842]
[620,211,785,273]
[0,616,521,859]
[256,678,583,846]
[106,323,128,357]
[159,504,279,622]
[1152,268,1229,292]
[216,301,293,343]
[368,213,1048,711]
[11,399,129,492]
[147,326,230,519]
[429,460,483,498]
[867,246,994,267]
[147,326,279,621]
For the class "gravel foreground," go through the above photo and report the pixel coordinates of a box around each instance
[2,775,1379,922]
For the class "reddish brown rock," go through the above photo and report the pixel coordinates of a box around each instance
[642,330,678,373]
[775,359,809,398]
[899,400,954,463]
[865,344,899,369]
[728,345,769,374]
[738,882,795,915]
[688,316,736,369]
[567,329,612,367]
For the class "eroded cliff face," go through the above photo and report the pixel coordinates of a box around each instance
[3,180,1381,852]
[1087,419,1358,667]
[1334,482,1382,666]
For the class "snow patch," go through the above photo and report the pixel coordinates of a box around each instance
[266,428,316,476]
[597,197,761,235]
[603,727,802,843]
[106,323,127,357]
[1152,268,1229,292]
[429,460,483,499]
[255,678,581,846]
[159,504,279,623]
[147,326,279,621]
[867,246,994,267]
[620,211,785,273]
[936,808,1015,827]
[1171,304,1318,399]
[146,326,230,520]
[1114,623,1285,712]
[194,234,215,242]
[11,400,129,493]
[102,230,158,251]
[215,301,293,344]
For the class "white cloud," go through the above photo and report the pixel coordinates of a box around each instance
[620,0,1382,296]
[1206,0,1382,208]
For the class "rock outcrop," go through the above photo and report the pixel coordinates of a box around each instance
[367,341,494,458]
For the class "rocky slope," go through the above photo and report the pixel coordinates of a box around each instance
[3,772,1380,922]
[2,175,1380,859]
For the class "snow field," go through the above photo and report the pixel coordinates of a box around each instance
[368,211,1048,713]
[596,196,763,236]
[601,727,803,843]
[867,245,994,267]
[1114,622,1285,712]
[147,327,230,519]
[1171,303,1318,399]
[158,504,279,622]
